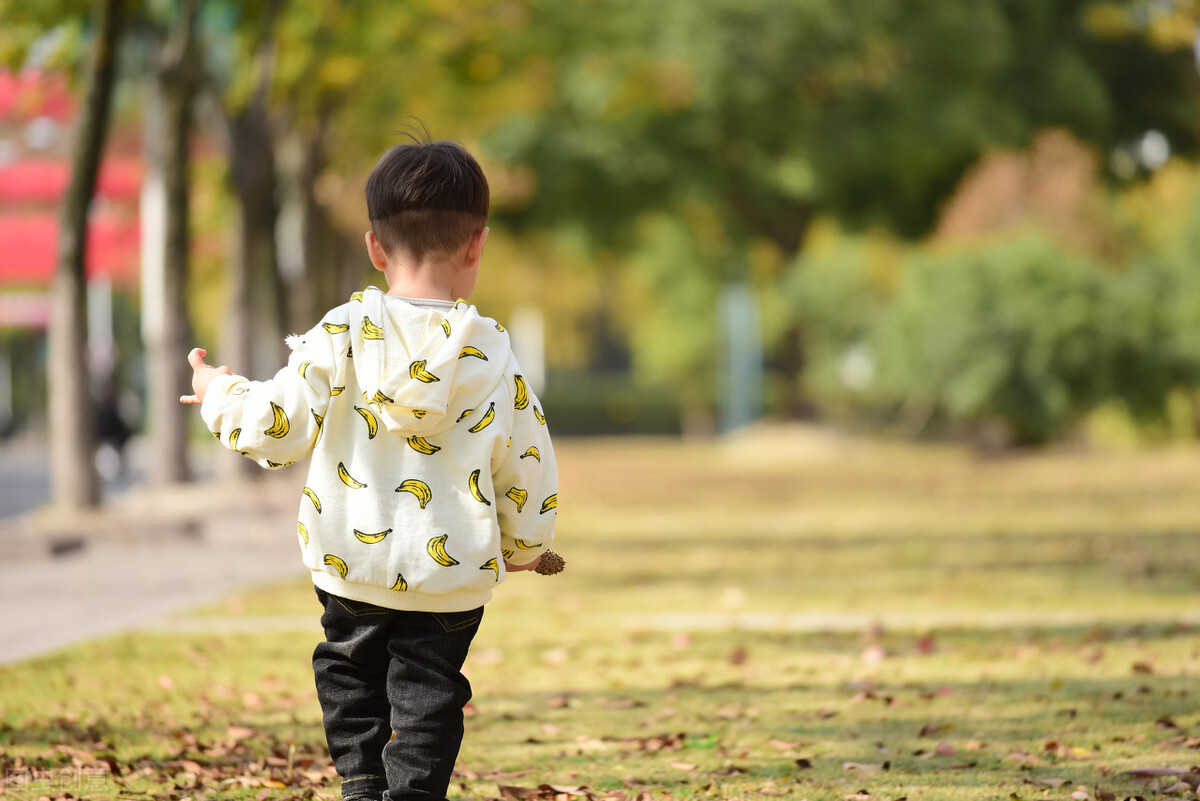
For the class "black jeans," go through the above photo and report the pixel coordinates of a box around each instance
[312,588,483,801]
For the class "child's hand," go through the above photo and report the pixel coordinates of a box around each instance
[180,347,232,406]
[504,555,542,573]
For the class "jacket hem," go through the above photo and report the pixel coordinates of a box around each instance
[311,570,494,612]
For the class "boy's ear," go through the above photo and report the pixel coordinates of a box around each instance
[465,226,489,269]
[365,230,389,272]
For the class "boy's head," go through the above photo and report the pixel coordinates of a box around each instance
[365,136,490,262]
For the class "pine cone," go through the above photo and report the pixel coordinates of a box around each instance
[535,550,566,576]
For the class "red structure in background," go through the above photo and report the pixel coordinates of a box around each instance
[0,69,141,321]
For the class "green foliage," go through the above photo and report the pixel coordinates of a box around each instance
[0,0,88,71]
[783,232,893,415]
[872,234,1117,443]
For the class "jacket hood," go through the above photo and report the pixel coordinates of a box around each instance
[347,286,511,436]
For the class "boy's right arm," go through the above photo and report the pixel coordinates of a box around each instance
[187,325,337,469]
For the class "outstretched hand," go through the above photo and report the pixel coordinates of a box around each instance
[180,347,232,406]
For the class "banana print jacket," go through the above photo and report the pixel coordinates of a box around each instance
[200,286,558,612]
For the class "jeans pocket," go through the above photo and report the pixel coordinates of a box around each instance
[332,596,390,618]
[432,608,483,633]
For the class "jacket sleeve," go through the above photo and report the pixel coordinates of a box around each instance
[200,326,336,469]
[492,375,558,566]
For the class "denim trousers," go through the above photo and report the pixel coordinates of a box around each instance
[312,588,483,801]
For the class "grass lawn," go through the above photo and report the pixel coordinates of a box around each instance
[3,423,1200,800]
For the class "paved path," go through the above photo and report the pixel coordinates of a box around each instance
[0,437,309,665]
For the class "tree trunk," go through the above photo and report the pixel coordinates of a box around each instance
[144,0,202,485]
[226,108,283,379]
[299,111,340,323]
[48,0,124,510]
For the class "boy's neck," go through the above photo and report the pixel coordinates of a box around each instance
[382,258,462,303]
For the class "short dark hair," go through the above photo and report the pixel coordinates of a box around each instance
[365,136,490,260]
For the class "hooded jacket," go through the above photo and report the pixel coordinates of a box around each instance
[200,286,558,612]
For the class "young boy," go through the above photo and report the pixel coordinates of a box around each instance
[181,138,557,801]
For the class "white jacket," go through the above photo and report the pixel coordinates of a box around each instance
[201,286,558,611]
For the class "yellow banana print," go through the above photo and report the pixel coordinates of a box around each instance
[513,374,529,410]
[441,319,452,337]
[459,346,488,360]
[368,389,394,406]
[480,558,500,581]
[426,534,459,567]
[501,548,514,560]
[407,436,441,455]
[355,405,379,439]
[323,553,348,578]
[298,522,309,547]
[361,317,385,340]
[533,405,546,425]
[468,469,491,506]
[266,460,295,468]
[354,528,392,544]
[331,385,345,396]
[323,322,350,334]
[540,494,558,514]
[303,487,322,513]
[264,402,290,438]
[312,410,324,440]
[514,537,542,550]
[456,408,474,423]
[521,446,541,462]
[505,487,528,513]
[391,573,409,592]
[228,428,242,452]
[231,385,250,396]
[298,361,312,378]
[337,461,367,489]
[409,360,440,383]
[351,291,364,302]
[468,402,495,433]
[495,321,506,332]
[412,409,427,419]
[396,479,432,508]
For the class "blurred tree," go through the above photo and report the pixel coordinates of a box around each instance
[873,234,1122,445]
[202,0,285,404]
[47,0,124,509]
[142,0,204,485]
[482,0,1200,420]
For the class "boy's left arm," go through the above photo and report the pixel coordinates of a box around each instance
[494,377,558,572]
[182,329,335,469]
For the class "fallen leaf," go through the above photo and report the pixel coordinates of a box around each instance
[842,761,888,773]
[1006,752,1040,766]
[1024,778,1069,789]
[227,725,257,742]
[934,741,957,757]
[670,762,697,771]
[766,738,801,750]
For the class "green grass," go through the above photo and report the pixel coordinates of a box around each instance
[3,424,1200,800]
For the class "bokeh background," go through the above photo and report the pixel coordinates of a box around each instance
[3,0,1200,499]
